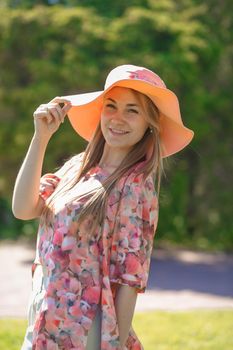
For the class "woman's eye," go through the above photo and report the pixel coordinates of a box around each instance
[128,108,139,114]
[106,103,116,109]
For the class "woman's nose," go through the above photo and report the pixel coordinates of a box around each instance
[110,115,126,127]
[111,109,125,121]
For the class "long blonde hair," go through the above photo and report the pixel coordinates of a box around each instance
[41,88,167,237]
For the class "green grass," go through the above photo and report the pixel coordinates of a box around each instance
[133,310,233,350]
[0,310,233,349]
[0,319,27,350]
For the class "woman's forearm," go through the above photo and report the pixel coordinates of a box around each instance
[12,133,50,219]
[114,284,138,348]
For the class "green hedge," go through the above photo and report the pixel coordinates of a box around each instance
[0,2,232,251]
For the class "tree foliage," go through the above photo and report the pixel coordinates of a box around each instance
[0,0,232,250]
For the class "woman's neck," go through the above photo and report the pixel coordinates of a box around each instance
[99,145,130,169]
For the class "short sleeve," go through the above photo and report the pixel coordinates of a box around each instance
[109,173,159,293]
[39,152,84,202]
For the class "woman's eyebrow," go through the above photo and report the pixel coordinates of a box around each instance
[106,98,139,107]
[106,98,116,103]
[127,103,139,107]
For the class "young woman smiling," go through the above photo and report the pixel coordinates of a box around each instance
[12,64,194,350]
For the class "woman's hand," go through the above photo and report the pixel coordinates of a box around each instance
[33,96,72,141]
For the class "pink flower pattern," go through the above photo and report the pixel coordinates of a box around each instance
[24,153,159,350]
[127,69,166,88]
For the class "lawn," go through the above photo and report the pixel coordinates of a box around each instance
[133,310,233,350]
[0,310,232,350]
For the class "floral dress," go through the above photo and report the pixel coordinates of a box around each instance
[21,152,159,350]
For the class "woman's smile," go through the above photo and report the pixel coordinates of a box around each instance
[108,127,130,136]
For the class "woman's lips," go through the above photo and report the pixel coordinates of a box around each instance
[109,127,130,135]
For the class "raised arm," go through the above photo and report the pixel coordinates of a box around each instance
[12,97,72,220]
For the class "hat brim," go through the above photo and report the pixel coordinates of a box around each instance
[62,90,104,141]
[62,79,194,158]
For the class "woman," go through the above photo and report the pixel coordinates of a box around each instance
[12,64,194,350]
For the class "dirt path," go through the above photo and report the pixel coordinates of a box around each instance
[0,241,232,318]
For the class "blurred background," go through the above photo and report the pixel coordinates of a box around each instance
[0,0,232,349]
[0,0,232,251]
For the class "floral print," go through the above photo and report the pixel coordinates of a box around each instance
[22,153,159,350]
[127,69,166,88]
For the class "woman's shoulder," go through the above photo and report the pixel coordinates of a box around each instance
[66,151,85,166]
[54,151,85,177]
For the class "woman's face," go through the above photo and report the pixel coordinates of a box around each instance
[100,87,149,153]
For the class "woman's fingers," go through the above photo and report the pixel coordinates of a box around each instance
[34,102,72,125]
[62,103,72,121]
[33,106,50,121]
[48,99,72,123]
[49,96,71,105]
[34,106,54,124]
[33,97,72,140]
[48,105,63,123]
[46,111,53,124]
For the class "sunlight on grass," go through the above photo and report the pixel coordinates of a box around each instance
[132,310,233,350]
[0,310,233,349]
[0,319,27,350]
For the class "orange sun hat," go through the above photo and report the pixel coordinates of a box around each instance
[61,64,194,158]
